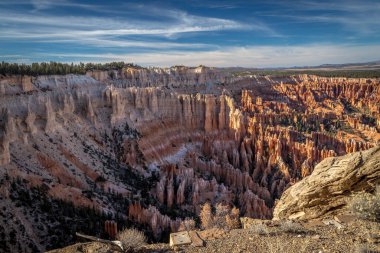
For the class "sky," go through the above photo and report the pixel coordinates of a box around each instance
[0,0,380,67]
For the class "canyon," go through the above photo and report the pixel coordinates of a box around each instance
[0,65,379,252]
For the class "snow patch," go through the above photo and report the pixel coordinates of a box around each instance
[162,143,197,164]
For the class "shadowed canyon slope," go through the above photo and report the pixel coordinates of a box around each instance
[0,66,379,252]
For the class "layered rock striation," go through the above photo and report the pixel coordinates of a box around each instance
[87,65,230,87]
[273,146,380,220]
[0,68,379,251]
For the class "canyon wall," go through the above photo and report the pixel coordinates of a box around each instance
[86,65,230,87]
[0,68,379,251]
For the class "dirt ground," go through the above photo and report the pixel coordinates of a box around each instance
[48,216,380,253]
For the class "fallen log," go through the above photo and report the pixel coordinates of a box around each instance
[75,232,123,251]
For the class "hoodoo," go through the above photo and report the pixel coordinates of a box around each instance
[0,66,379,252]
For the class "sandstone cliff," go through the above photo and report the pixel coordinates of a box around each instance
[273,146,380,220]
[0,70,379,252]
[86,65,230,87]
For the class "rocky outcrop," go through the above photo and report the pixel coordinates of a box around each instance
[273,146,380,220]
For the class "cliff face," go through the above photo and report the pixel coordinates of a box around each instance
[0,69,379,251]
[273,146,380,220]
[86,65,230,87]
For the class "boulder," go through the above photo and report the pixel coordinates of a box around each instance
[169,231,191,247]
[273,146,380,220]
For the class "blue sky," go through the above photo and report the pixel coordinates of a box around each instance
[0,0,380,67]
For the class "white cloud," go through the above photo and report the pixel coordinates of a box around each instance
[30,0,99,12]
[28,44,380,67]
[0,8,249,35]
[0,31,214,50]
[0,6,280,51]
[0,2,278,42]
[30,0,53,10]
[298,0,380,13]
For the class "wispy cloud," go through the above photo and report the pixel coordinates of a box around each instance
[266,0,380,36]
[0,2,273,51]
[30,0,102,12]
[0,12,281,44]
[0,1,287,57]
[0,4,253,36]
[296,0,380,13]
[0,29,215,50]
[31,0,55,10]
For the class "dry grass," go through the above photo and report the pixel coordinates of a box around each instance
[349,187,380,222]
[178,218,196,232]
[356,244,380,253]
[116,228,146,253]
[265,235,286,253]
[199,203,241,230]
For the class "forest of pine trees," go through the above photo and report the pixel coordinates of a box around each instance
[0,61,138,76]
[1,61,379,78]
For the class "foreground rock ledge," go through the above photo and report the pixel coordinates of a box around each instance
[273,145,380,220]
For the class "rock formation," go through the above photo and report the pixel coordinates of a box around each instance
[87,65,230,87]
[273,146,380,220]
[0,67,379,251]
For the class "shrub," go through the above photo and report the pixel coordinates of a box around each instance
[280,220,309,234]
[116,228,146,253]
[349,187,380,222]
[178,218,196,231]
[249,223,269,235]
